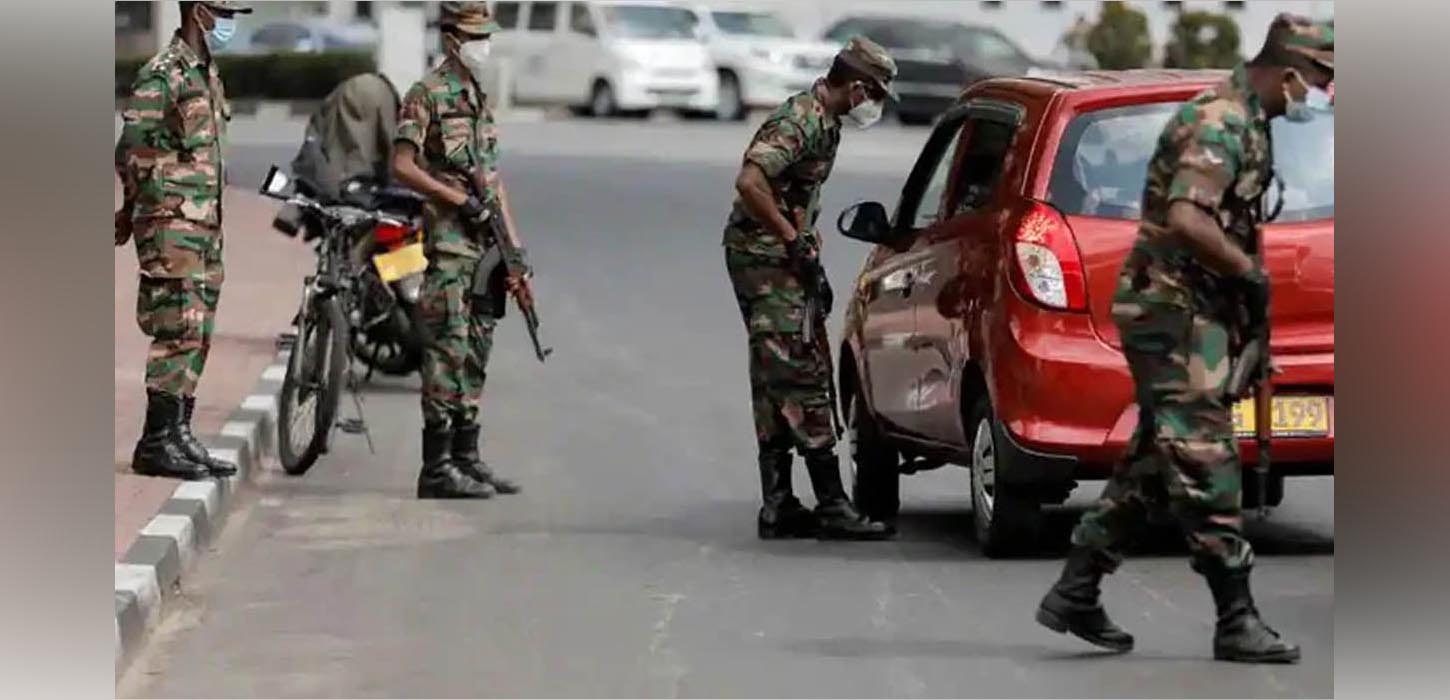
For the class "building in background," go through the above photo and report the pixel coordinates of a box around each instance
[704,1,1333,63]
[116,0,1333,110]
[119,1,1334,61]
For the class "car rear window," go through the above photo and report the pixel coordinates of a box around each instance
[1047,102,1334,222]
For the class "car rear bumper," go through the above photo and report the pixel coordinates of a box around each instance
[737,63,817,107]
[989,298,1335,487]
[616,69,719,111]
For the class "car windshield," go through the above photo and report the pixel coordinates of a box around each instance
[1047,102,1334,222]
[832,18,961,51]
[712,11,793,38]
[955,27,1024,62]
[602,5,696,39]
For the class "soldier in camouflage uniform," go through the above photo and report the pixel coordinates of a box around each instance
[115,1,252,481]
[725,37,898,541]
[1035,14,1333,664]
[391,2,525,499]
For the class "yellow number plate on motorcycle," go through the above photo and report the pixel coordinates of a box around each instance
[373,243,428,283]
[1232,396,1331,437]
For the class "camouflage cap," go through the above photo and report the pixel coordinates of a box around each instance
[197,1,252,14]
[440,1,501,35]
[837,35,899,101]
[1261,12,1333,73]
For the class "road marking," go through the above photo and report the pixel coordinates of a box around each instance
[873,570,926,698]
[171,481,219,520]
[115,563,161,626]
[221,420,256,443]
[261,365,287,382]
[242,394,278,414]
[647,593,688,697]
[141,514,196,570]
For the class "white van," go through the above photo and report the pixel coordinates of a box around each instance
[490,0,719,117]
[684,5,839,121]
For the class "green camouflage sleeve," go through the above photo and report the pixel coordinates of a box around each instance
[744,113,808,179]
[394,82,431,152]
[478,103,502,199]
[1165,104,1243,212]
[114,71,172,211]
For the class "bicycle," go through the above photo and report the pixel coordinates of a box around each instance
[260,166,382,475]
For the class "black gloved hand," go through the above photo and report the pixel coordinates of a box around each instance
[502,246,532,279]
[785,234,822,275]
[786,234,832,318]
[816,272,835,318]
[458,195,487,224]
[1230,266,1271,336]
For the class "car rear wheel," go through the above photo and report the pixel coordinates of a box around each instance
[590,80,617,118]
[968,394,1042,557]
[715,71,746,121]
[848,385,899,522]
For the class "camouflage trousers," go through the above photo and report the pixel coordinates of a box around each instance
[132,219,224,397]
[1072,307,1253,573]
[418,253,497,427]
[725,248,836,455]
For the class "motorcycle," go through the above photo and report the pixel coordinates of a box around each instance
[274,177,430,378]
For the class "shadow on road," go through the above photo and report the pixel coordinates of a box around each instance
[782,635,1207,664]
[587,498,1337,564]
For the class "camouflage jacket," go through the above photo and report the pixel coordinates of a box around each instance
[395,62,500,259]
[115,32,231,228]
[1114,64,1273,315]
[723,79,841,260]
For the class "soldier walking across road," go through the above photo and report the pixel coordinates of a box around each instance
[115,1,252,481]
[724,37,898,541]
[390,2,527,500]
[1034,14,1333,663]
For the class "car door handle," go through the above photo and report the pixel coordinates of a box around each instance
[881,269,914,294]
[901,275,916,298]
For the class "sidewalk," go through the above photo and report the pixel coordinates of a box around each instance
[114,183,313,559]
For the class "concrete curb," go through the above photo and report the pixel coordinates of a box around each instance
[114,350,288,678]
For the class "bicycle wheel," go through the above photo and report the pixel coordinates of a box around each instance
[277,294,349,474]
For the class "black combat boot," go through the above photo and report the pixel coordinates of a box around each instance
[451,420,520,494]
[417,422,494,499]
[132,390,211,481]
[757,445,816,539]
[804,450,892,540]
[1035,546,1135,652]
[175,395,238,477]
[1200,561,1301,663]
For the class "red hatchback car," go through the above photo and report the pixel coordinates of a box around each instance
[834,70,1333,556]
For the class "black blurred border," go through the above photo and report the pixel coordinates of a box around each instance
[1333,0,1450,699]
[1,0,1448,698]
[0,0,115,699]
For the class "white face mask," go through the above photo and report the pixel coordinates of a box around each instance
[458,38,492,78]
[845,93,883,129]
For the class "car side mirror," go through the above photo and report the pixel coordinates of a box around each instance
[260,165,292,200]
[837,201,894,244]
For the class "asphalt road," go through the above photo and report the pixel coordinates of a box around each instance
[122,119,1334,698]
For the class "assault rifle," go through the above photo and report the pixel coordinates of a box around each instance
[459,169,552,363]
[790,213,841,437]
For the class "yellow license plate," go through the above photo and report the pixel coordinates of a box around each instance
[1232,396,1331,437]
[373,243,428,282]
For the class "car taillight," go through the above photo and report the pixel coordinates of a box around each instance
[1011,201,1087,311]
[374,219,410,247]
